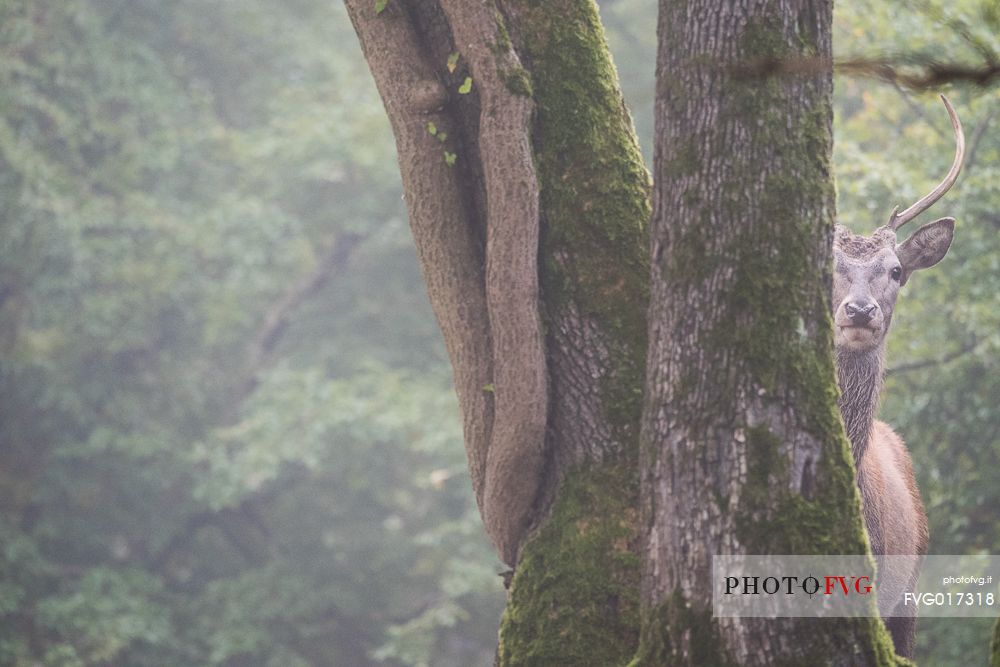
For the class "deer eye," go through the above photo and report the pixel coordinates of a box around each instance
[890,266,902,282]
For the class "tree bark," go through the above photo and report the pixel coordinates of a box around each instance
[635,0,901,664]
[345,0,650,661]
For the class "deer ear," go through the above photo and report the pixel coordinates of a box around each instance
[896,217,955,283]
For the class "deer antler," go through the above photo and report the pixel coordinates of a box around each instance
[887,94,965,232]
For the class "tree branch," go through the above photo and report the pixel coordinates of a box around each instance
[149,470,303,572]
[887,337,980,376]
[890,81,946,140]
[251,236,359,363]
[343,0,496,545]
[732,54,1000,90]
[235,233,361,405]
[965,106,998,172]
[439,0,548,566]
[838,56,1000,90]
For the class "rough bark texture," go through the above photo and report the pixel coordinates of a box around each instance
[493,2,651,662]
[344,0,495,523]
[636,1,902,664]
[346,0,553,566]
[438,0,548,567]
[346,0,650,659]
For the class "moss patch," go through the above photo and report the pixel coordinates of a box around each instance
[502,66,533,97]
[511,0,651,447]
[493,3,649,662]
[630,598,905,667]
[628,591,737,667]
[494,9,512,53]
[735,422,868,555]
[497,463,640,666]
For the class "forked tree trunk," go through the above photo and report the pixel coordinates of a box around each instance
[635,0,902,664]
[345,0,650,661]
[349,0,914,663]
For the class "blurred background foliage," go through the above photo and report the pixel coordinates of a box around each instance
[0,0,996,665]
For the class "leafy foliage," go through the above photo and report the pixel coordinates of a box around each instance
[0,1,501,665]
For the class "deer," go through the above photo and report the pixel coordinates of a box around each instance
[831,94,964,659]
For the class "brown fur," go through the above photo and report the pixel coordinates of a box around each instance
[834,225,896,259]
[857,422,928,658]
[832,223,947,660]
[832,98,960,657]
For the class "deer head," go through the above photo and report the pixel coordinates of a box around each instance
[833,95,965,354]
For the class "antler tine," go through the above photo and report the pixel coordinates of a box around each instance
[887,94,965,232]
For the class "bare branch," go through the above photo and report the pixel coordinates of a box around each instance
[243,234,361,387]
[220,233,362,422]
[731,54,1000,90]
[965,106,998,172]
[837,57,1000,91]
[890,81,946,140]
[149,470,302,572]
[888,338,980,376]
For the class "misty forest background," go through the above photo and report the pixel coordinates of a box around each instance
[1,0,999,665]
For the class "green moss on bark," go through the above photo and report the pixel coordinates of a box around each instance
[628,591,737,667]
[511,0,651,444]
[630,598,904,667]
[492,2,649,662]
[736,425,868,555]
[497,463,640,666]
[502,66,533,97]
[640,3,908,664]
[494,10,512,52]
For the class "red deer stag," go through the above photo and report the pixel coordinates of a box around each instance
[832,94,964,659]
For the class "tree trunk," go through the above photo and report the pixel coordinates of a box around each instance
[635,0,901,664]
[344,0,650,661]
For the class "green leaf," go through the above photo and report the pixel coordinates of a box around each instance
[458,77,472,94]
[375,0,388,15]
[443,151,457,166]
[446,52,460,73]
[482,383,495,393]
[426,122,437,136]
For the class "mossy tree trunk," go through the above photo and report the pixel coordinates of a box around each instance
[345,0,650,662]
[635,0,903,664]
[348,0,916,663]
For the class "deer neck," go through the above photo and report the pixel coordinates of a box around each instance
[835,346,885,464]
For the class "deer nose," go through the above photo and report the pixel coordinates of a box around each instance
[845,301,877,325]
